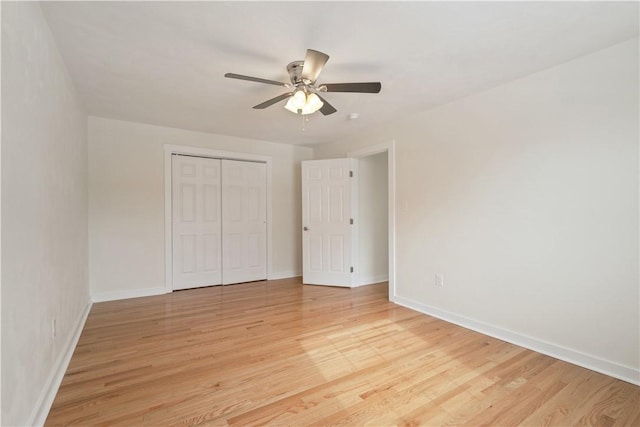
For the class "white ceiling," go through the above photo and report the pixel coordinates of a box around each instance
[40,1,638,146]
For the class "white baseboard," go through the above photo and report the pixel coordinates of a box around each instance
[268,270,301,281]
[28,301,92,427]
[391,295,640,386]
[92,276,306,303]
[354,274,389,287]
[92,286,167,303]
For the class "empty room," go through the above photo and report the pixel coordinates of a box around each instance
[1,1,639,426]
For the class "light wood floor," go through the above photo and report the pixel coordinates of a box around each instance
[46,278,639,426]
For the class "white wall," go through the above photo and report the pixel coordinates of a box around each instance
[88,117,313,299]
[1,3,90,425]
[357,152,388,285]
[314,38,639,383]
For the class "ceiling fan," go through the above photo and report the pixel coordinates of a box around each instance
[224,49,381,116]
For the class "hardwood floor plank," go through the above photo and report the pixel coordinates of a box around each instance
[45,278,639,426]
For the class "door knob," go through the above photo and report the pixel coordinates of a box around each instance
[303,226,309,231]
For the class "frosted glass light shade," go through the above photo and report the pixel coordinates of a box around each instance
[304,93,323,114]
[284,97,300,114]
[291,90,307,108]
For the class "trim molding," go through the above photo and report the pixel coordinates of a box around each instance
[91,272,304,302]
[354,274,389,287]
[268,271,301,281]
[29,301,92,427]
[392,295,640,386]
[92,287,167,303]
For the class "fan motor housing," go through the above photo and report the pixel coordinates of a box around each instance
[286,61,305,85]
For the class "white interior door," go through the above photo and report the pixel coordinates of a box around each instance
[222,160,267,285]
[302,158,355,286]
[172,155,222,290]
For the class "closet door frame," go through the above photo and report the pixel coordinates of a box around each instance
[163,144,272,292]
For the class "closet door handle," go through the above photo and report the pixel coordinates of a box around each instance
[303,226,309,231]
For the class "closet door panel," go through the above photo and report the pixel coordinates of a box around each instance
[172,156,222,289]
[222,160,267,284]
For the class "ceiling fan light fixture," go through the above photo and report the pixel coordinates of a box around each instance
[284,91,324,115]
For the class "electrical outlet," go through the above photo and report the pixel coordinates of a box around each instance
[435,273,444,287]
[52,319,57,339]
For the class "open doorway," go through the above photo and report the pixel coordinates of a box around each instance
[348,141,396,300]
[355,151,388,286]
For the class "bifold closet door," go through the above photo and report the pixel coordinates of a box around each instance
[172,155,222,290]
[221,160,267,285]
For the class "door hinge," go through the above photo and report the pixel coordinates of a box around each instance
[349,171,353,178]
[350,218,354,225]
[350,266,354,273]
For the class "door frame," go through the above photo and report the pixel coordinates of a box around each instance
[164,144,272,292]
[347,140,396,301]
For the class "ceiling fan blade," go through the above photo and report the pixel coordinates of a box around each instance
[322,82,382,93]
[315,94,337,116]
[225,73,289,87]
[301,49,329,84]
[253,92,293,109]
